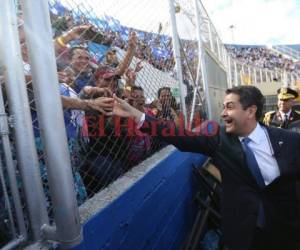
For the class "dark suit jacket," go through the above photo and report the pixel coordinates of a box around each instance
[142,115,300,250]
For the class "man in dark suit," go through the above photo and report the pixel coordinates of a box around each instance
[113,85,300,250]
[263,87,300,129]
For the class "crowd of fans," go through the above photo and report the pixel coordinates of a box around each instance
[2,6,198,236]
[50,10,176,72]
[226,45,300,75]
[54,30,184,191]
[50,2,300,82]
[1,11,194,243]
[49,5,201,80]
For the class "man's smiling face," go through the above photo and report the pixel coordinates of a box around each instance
[71,48,90,74]
[221,93,256,136]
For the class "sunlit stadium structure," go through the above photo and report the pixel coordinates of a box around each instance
[0,0,299,249]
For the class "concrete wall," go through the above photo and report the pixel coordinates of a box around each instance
[254,82,283,96]
[77,146,207,250]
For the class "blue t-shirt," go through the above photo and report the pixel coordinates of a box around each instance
[59,83,83,139]
[31,84,82,139]
[73,72,95,94]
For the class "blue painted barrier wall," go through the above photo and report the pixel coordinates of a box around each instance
[76,149,207,250]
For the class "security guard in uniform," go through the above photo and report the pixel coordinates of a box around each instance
[263,87,300,129]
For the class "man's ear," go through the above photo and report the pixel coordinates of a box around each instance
[249,105,257,118]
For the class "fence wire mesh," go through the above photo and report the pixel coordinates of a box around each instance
[1,0,298,248]
[1,2,208,246]
[45,0,209,200]
[0,0,272,246]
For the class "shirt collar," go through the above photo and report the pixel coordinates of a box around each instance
[279,110,291,118]
[238,123,264,144]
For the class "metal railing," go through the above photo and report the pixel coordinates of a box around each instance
[0,0,82,248]
[271,45,300,61]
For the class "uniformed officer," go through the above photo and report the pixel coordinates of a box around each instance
[263,87,300,129]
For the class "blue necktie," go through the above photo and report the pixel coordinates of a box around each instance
[241,137,266,227]
[241,137,265,188]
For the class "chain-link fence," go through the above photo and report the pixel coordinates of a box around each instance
[0,0,294,248]
[45,0,217,199]
[1,0,210,247]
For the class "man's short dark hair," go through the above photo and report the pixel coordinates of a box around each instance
[132,86,144,92]
[157,87,171,98]
[225,86,265,120]
[69,46,90,59]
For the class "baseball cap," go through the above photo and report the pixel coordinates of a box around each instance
[94,66,120,80]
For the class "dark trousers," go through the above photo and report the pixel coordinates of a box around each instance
[251,227,300,250]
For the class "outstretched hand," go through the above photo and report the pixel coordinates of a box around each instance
[113,95,143,122]
[87,97,114,115]
[128,31,138,49]
[125,68,136,85]
[135,60,143,73]
[67,25,93,40]
[83,86,113,97]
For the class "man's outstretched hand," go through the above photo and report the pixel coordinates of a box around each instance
[113,95,143,123]
[87,97,114,115]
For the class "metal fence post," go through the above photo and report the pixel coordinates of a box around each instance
[259,68,263,83]
[20,0,82,248]
[253,67,257,85]
[193,0,213,119]
[0,77,27,245]
[227,56,233,88]
[168,0,188,126]
[207,22,214,53]
[234,60,239,86]
[0,0,49,241]
[216,38,221,61]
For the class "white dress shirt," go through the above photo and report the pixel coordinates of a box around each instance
[279,110,291,121]
[239,123,280,185]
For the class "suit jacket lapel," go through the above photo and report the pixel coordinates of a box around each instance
[265,126,285,174]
